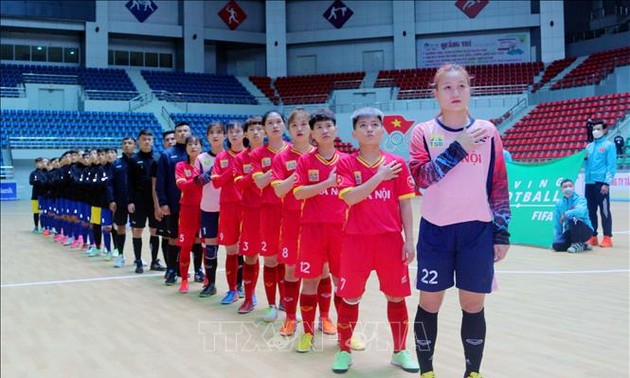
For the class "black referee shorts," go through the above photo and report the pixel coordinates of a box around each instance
[130,201,160,229]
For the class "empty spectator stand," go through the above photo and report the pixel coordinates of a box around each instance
[0,64,138,100]
[376,62,544,99]
[141,71,257,105]
[1,110,162,150]
[334,137,357,154]
[531,57,577,92]
[502,93,630,162]
[551,47,630,90]
[273,72,365,105]
[249,76,280,105]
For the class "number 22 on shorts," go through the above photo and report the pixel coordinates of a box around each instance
[420,269,438,285]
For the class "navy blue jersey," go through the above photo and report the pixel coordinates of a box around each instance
[156,143,187,213]
[107,154,130,206]
[29,168,47,199]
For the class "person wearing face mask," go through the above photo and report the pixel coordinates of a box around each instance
[552,179,593,253]
[583,120,616,248]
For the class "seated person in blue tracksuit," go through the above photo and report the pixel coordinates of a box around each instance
[552,178,594,253]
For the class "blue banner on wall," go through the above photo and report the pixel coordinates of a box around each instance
[0,181,17,201]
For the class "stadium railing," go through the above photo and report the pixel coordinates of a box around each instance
[0,165,14,180]
[8,137,121,149]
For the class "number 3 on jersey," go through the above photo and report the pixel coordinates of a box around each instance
[420,269,438,285]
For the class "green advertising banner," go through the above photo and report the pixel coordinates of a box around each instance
[507,150,587,248]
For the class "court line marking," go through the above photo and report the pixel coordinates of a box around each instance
[407,267,629,274]
[495,269,630,274]
[1,273,163,288]
[2,267,628,288]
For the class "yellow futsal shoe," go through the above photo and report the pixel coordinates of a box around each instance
[465,373,484,378]
[295,333,313,353]
[350,337,365,351]
[420,372,436,378]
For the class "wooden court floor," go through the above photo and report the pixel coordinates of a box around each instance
[1,199,628,378]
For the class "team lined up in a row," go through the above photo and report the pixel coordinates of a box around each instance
[30,64,513,378]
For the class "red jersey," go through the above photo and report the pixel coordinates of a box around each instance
[271,145,314,211]
[234,148,262,209]
[337,151,416,235]
[175,161,202,207]
[294,149,347,224]
[251,143,290,205]
[212,149,242,204]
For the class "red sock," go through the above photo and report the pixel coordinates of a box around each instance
[226,254,238,290]
[338,300,359,353]
[300,293,317,335]
[387,300,409,353]
[179,245,192,278]
[317,276,332,318]
[277,263,286,308]
[253,260,260,287]
[334,294,342,319]
[263,265,278,307]
[243,262,257,302]
[284,280,300,320]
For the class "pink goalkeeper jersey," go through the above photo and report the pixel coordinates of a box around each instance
[196,152,221,212]
[409,118,510,231]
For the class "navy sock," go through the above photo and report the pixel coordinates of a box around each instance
[462,309,486,376]
[150,236,159,263]
[117,233,126,254]
[204,245,218,285]
[415,306,438,374]
[133,237,142,262]
[103,231,111,252]
[192,243,203,272]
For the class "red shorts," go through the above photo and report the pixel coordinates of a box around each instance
[296,223,342,279]
[218,202,242,246]
[177,205,201,247]
[337,233,411,299]
[240,207,261,256]
[260,204,282,257]
[278,209,301,265]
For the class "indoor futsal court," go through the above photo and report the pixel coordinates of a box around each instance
[1,198,628,378]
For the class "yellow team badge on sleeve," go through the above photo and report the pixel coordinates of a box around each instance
[262,157,272,167]
[220,159,229,168]
[286,160,297,171]
[308,169,319,182]
[354,171,362,185]
[429,134,444,148]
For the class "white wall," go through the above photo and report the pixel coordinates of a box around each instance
[225,47,266,77]
[24,84,80,111]
[539,0,565,63]
[287,38,393,75]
